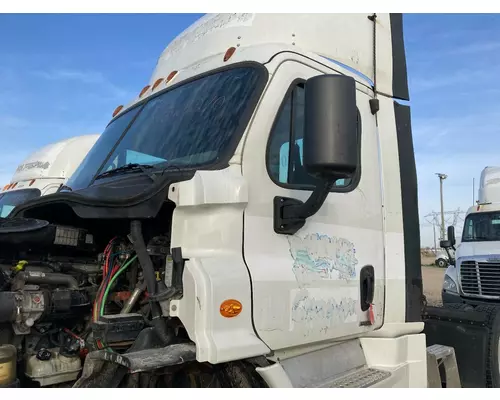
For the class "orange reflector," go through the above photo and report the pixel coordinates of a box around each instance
[220,299,242,318]
[152,78,164,91]
[166,70,178,83]
[29,179,36,186]
[139,85,151,98]
[224,47,236,62]
[112,105,124,117]
[2,184,9,191]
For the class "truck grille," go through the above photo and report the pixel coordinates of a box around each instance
[460,260,500,297]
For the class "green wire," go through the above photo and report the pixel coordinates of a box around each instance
[100,254,138,317]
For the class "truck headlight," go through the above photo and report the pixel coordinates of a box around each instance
[443,275,458,293]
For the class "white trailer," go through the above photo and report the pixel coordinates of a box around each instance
[0,134,99,217]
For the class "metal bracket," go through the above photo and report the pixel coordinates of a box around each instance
[89,342,196,373]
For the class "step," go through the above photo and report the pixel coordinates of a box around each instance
[427,344,454,360]
[328,367,392,388]
[426,344,461,388]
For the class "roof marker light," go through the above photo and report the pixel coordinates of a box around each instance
[112,105,124,117]
[139,85,151,98]
[166,70,178,83]
[152,78,164,91]
[224,47,236,62]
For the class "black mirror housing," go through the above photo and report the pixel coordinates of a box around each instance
[273,74,359,236]
[303,74,358,179]
[447,225,456,246]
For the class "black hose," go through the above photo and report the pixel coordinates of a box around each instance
[129,220,173,345]
[129,221,157,299]
[15,271,78,290]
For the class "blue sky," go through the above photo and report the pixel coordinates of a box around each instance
[1,13,499,246]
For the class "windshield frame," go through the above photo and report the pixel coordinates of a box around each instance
[86,61,269,187]
[462,211,500,242]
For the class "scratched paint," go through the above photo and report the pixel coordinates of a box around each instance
[162,14,255,60]
[291,290,357,333]
[288,233,358,285]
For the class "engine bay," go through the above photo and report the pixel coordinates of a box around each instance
[0,200,192,388]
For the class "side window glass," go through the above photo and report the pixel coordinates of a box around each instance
[267,83,356,189]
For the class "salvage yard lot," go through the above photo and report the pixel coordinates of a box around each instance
[422,266,445,306]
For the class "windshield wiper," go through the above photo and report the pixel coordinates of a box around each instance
[94,163,157,183]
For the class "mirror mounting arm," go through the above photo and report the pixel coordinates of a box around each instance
[443,246,456,266]
[273,179,334,235]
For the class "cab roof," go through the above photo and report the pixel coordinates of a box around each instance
[116,13,408,118]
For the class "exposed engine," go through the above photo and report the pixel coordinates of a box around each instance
[0,215,189,388]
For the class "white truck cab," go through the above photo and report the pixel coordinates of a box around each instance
[0,134,99,217]
[442,167,500,306]
[2,13,471,388]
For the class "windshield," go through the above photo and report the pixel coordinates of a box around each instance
[66,66,265,191]
[462,211,500,242]
[0,189,41,217]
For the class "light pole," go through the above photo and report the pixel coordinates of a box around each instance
[436,173,447,240]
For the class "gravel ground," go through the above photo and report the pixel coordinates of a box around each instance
[422,266,445,306]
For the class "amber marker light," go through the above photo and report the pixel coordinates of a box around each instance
[224,47,236,62]
[152,78,164,91]
[220,299,242,318]
[112,105,124,117]
[139,85,151,98]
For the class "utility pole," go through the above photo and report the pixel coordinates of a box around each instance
[433,224,437,254]
[436,173,448,240]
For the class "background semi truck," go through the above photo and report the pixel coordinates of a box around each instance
[442,166,500,305]
[0,134,100,218]
[0,13,497,388]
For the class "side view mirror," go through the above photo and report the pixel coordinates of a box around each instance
[440,226,456,249]
[440,225,456,266]
[303,74,358,179]
[440,240,452,249]
[273,74,359,235]
[448,225,456,246]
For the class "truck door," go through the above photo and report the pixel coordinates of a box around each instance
[242,60,385,350]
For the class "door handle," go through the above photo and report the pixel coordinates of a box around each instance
[359,265,375,312]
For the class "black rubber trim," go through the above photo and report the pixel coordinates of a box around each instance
[389,14,410,101]
[394,101,422,322]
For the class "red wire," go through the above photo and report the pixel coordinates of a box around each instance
[94,237,116,319]
[93,237,118,350]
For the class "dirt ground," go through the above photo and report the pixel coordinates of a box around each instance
[422,266,445,306]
